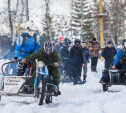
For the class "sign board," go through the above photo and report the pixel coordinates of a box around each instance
[4,76,30,94]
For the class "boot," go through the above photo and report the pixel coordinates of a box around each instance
[91,65,94,72]
[46,96,51,104]
[73,79,78,85]
[54,83,61,96]
[83,75,87,82]
[94,65,97,72]
[91,65,95,72]
[73,76,84,85]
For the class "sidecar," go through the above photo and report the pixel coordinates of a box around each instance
[101,69,126,91]
[0,61,33,101]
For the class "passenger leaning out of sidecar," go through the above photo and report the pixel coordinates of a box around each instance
[99,39,126,84]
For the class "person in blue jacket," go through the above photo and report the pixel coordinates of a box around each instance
[81,42,92,82]
[111,40,126,70]
[100,39,126,84]
[14,21,40,76]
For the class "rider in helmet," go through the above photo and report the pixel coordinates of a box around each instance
[22,41,61,95]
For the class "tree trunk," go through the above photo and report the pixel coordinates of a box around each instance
[45,0,51,41]
[21,0,24,22]
[26,0,29,21]
[8,0,13,40]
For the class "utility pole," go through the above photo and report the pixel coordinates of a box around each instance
[99,0,104,48]
[96,0,107,61]
[17,24,21,36]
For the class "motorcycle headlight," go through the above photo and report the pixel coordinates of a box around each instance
[37,61,45,68]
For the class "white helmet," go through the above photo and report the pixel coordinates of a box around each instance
[23,21,37,31]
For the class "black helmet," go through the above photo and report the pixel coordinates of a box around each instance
[64,38,72,45]
[122,39,126,47]
[63,41,69,46]
[74,39,80,45]
[43,41,54,53]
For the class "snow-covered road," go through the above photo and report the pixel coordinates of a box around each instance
[0,59,126,113]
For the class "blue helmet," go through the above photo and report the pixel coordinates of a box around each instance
[64,38,72,45]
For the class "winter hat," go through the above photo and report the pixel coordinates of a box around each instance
[107,41,112,44]
[59,36,64,42]
[92,38,96,41]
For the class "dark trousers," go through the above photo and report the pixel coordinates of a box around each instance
[71,65,82,78]
[83,64,87,76]
[70,64,82,84]
[18,61,27,76]
[63,62,70,77]
[91,57,98,71]
[105,60,112,70]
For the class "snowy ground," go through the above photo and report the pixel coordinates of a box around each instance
[0,59,126,113]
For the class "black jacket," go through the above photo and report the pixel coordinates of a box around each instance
[59,46,70,64]
[101,46,117,62]
[70,45,83,66]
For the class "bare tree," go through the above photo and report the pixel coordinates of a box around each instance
[109,0,125,45]
[45,0,51,40]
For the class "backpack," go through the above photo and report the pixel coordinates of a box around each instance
[21,33,37,54]
[22,33,37,45]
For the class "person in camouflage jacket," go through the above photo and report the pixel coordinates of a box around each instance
[88,38,101,72]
